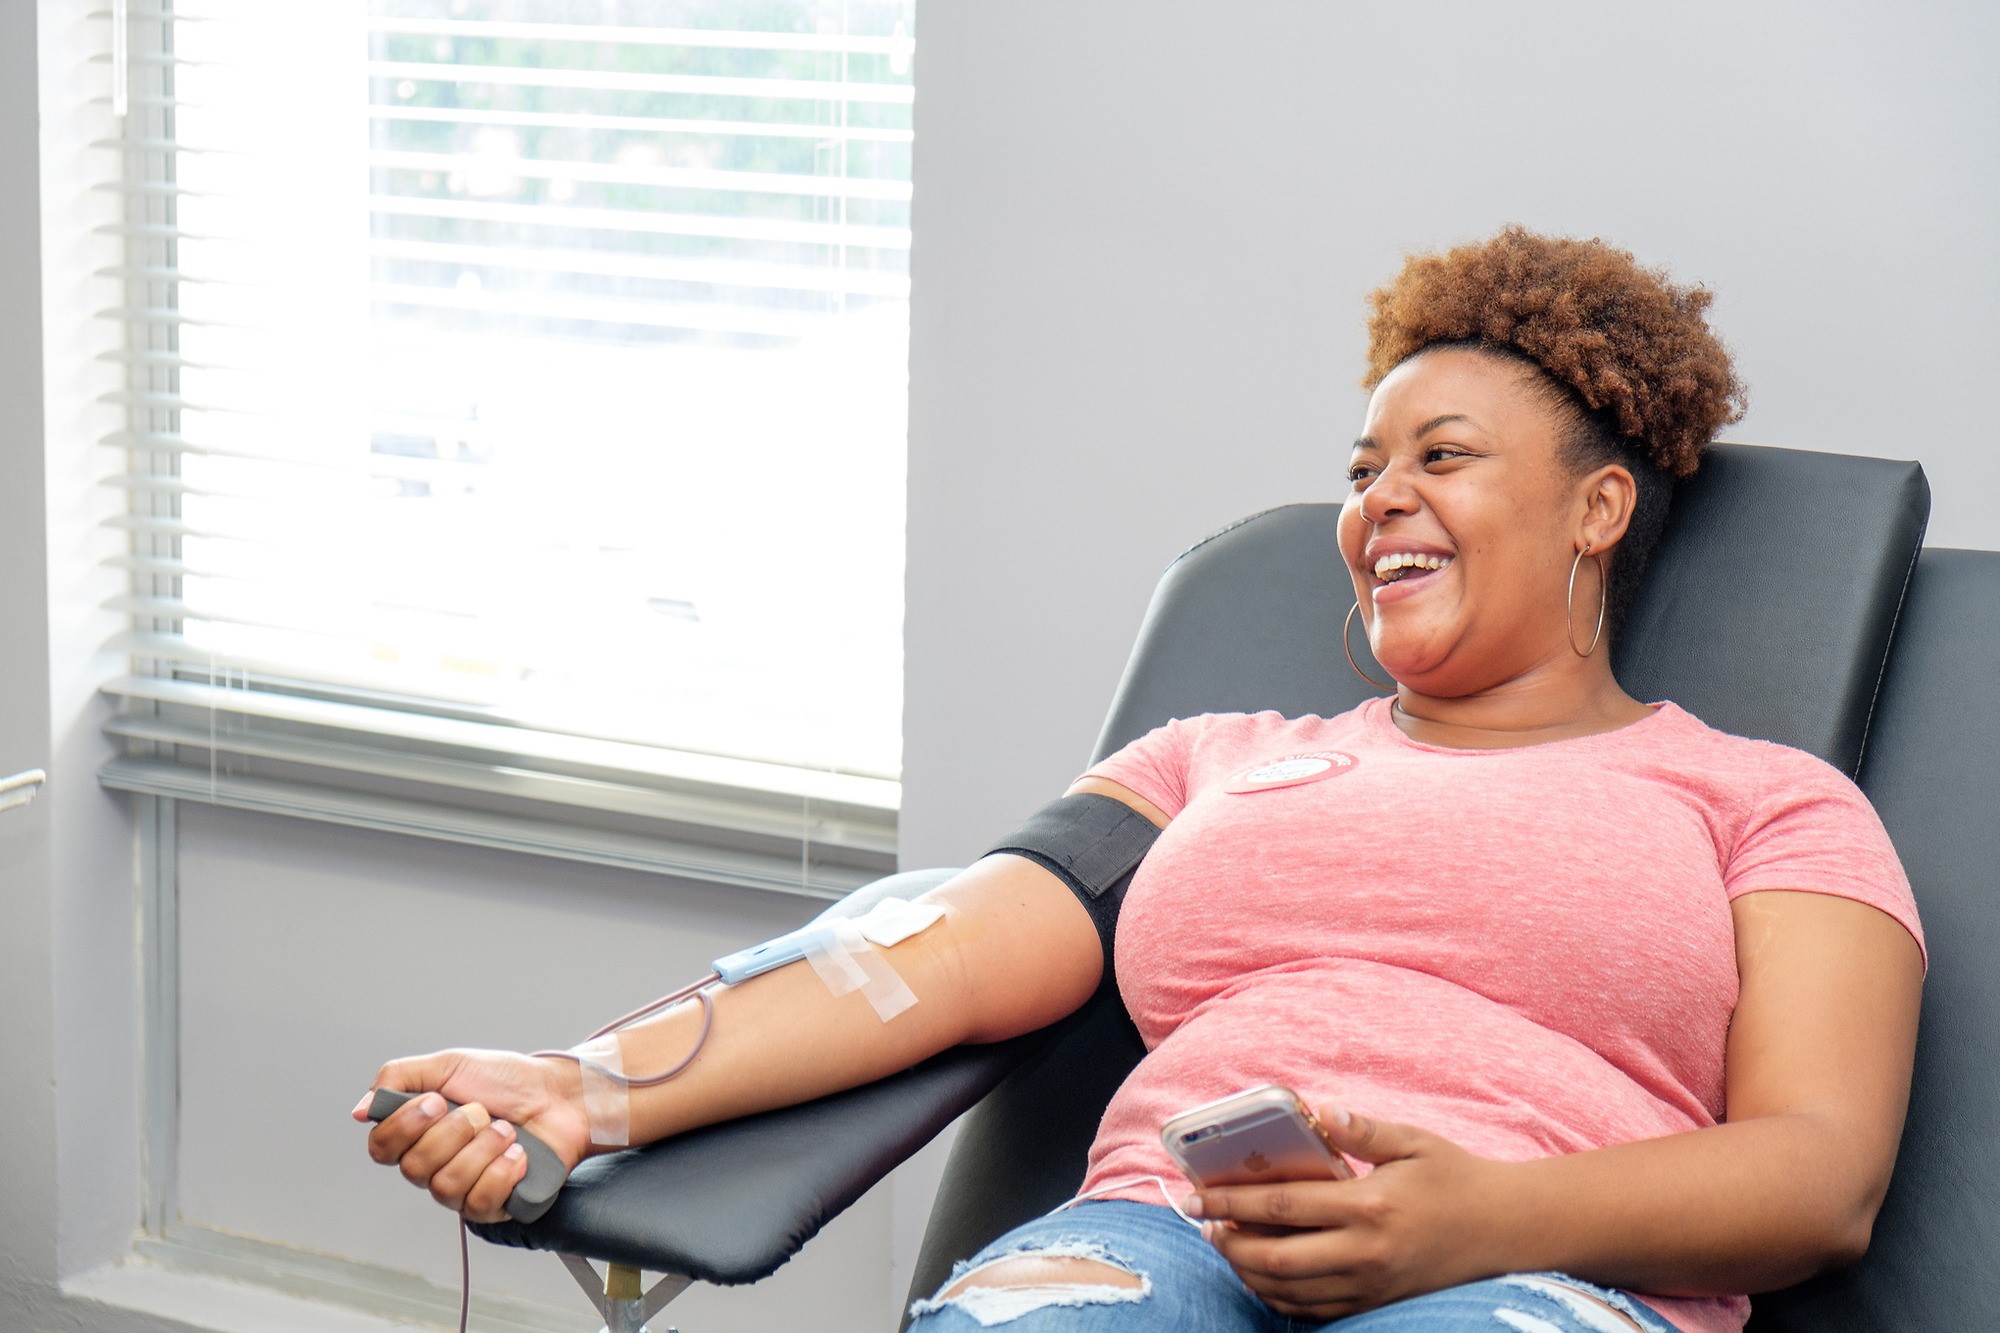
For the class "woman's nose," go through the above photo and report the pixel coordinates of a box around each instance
[1360,460,1420,523]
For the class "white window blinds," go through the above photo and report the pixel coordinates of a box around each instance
[99,1,914,897]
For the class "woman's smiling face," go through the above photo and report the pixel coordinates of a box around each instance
[1339,345,1613,698]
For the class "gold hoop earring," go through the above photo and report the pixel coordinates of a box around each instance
[1567,545,1607,657]
[1343,601,1393,691]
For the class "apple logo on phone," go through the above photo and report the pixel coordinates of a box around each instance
[1243,1151,1271,1174]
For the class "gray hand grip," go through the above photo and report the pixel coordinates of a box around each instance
[366,1088,568,1224]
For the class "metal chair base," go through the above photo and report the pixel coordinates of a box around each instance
[559,1254,690,1333]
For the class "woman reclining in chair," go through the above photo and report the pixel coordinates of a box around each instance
[358,227,1925,1333]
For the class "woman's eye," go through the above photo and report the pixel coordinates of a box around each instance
[1425,446,1466,464]
[1346,464,1376,484]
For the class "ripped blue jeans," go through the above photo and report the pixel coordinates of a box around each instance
[907,1201,1681,1333]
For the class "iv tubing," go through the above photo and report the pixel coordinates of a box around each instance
[528,971,722,1087]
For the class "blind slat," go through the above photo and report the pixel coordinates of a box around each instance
[102,307,259,331]
[107,431,524,474]
[103,291,858,338]
[367,283,841,338]
[100,350,298,373]
[365,239,911,298]
[366,60,915,106]
[113,391,273,416]
[109,554,264,584]
[108,205,912,251]
[116,637,548,713]
[136,51,916,104]
[113,595,561,642]
[99,16,911,56]
[369,106,912,144]
[365,195,910,250]
[105,432,355,468]
[365,17,912,57]
[105,113,915,150]
[368,150,913,203]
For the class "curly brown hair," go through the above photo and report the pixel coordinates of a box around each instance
[1362,226,1745,479]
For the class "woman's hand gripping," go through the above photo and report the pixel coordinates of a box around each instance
[352,1049,592,1224]
[1189,1106,1511,1321]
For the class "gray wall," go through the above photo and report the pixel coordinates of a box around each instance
[902,0,2000,870]
[171,806,902,1330]
[0,0,61,1321]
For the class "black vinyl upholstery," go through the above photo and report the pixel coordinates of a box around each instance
[1742,549,2000,1330]
[473,443,1953,1330]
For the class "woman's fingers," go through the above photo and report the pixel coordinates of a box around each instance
[1231,1263,1362,1306]
[1258,1292,1363,1321]
[1224,1251,1370,1319]
[1208,1221,1354,1279]
[462,1141,532,1224]
[366,1091,454,1166]
[1195,1179,1361,1231]
[394,1102,490,1188]
[427,1118,517,1212]
[1201,1206,1380,1318]
[1316,1107,1433,1167]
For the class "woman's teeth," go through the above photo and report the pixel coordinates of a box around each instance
[1373,552,1453,583]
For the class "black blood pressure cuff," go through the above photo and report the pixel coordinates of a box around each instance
[983,792,1161,970]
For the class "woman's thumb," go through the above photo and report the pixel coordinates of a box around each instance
[1319,1103,1426,1164]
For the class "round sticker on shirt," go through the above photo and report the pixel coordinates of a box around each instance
[1223,750,1359,794]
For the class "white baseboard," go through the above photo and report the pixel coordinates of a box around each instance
[63,1226,596,1333]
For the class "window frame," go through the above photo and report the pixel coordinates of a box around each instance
[98,1,911,899]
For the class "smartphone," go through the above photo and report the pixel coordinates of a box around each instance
[1161,1084,1353,1191]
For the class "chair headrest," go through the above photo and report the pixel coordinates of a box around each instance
[1095,443,1929,775]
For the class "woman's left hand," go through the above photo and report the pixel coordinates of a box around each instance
[1191,1106,1510,1320]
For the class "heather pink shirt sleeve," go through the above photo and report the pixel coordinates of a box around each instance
[1726,744,1927,969]
[1081,716,1202,819]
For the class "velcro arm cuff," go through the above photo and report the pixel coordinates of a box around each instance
[982,792,1161,972]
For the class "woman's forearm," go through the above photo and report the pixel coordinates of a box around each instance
[575,854,1104,1152]
[1486,1111,1879,1295]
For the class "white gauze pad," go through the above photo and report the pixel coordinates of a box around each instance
[855,897,946,948]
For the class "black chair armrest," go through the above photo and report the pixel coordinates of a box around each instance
[470,1029,1050,1284]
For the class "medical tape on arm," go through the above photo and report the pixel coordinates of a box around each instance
[573,1032,631,1148]
[799,915,920,1021]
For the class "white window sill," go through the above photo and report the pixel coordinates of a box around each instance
[101,674,899,901]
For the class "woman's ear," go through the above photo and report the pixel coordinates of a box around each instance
[1577,463,1638,554]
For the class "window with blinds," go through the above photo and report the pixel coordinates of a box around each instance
[99,1,914,896]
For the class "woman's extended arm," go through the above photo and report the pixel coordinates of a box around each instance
[1195,889,1923,1315]
[1501,889,1925,1290]
[359,777,1167,1222]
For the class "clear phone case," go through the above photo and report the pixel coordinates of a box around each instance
[1160,1084,1353,1188]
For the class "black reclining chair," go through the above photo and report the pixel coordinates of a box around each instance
[476,443,1997,1332]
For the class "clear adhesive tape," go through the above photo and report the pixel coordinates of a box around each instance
[574,1032,631,1148]
[801,917,918,1021]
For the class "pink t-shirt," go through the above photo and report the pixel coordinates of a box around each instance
[1077,697,1923,1333]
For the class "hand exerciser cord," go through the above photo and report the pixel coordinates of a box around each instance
[449,972,724,1333]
